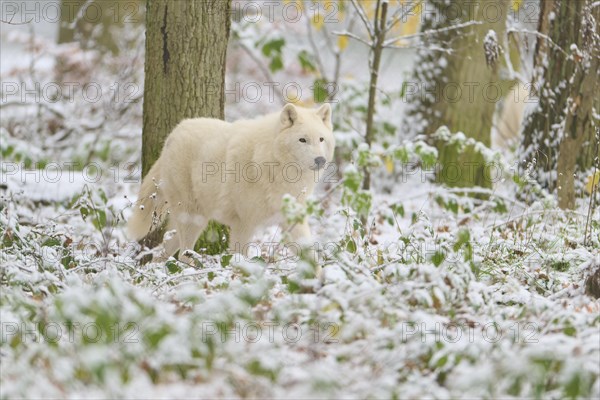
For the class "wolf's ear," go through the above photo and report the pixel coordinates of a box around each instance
[280,103,298,129]
[316,103,332,127]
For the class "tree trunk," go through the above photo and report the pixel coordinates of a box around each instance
[403,0,510,188]
[58,0,138,54]
[521,0,599,209]
[58,0,85,45]
[363,0,388,192]
[142,0,231,177]
[142,0,231,252]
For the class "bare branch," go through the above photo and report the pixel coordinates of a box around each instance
[332,30,372,48]
[507,27,569,57]
[383,20,482,47]
[67,0,95,30]
[320,19,336,55]
[374,0,382,34]
[385,0,422,34]
[305,8,328,79]
[350,0,374,39]
[236,40,284,103]
[383,43,454,54]
[0,17,33,25]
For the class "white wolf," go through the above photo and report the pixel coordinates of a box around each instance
[127,103,335,259]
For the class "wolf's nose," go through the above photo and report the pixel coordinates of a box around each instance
[314,157,326,168]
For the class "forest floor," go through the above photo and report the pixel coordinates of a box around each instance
[1,21,599,400]
[2,136,599,398]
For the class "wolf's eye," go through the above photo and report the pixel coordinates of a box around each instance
[299,138,307,143]
[320,137,325,142]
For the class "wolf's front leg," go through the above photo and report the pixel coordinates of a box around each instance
[289,220,312,243]
[286,220,320,266]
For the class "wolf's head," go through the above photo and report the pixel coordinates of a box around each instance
[274,103,335,173]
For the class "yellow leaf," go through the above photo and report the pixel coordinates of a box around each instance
[358,0,376,19]
[338,35,349,51]
[585,171,600,194]
[390,1,422,38]
[284,0,303,10]
[322,302,341,312]
[384,156,394,174]
[403,12,420,35]
[511,0,523,12]
[311,16,324,31]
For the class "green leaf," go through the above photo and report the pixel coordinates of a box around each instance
[453,229,471,252]
[250,256,265,263]
[493,198,508,213]
[287,279,301,294]
[3,145,14,157]
[563,325,576,337]
[400,81,408,98]
[564,373,582,399]
[382,122,396,135]
[97,188,108,204]
[269,56,283,73]
[261,38,285,73]
[221,254,233,267]
[354,191,372,218]
[447,199,459,214]
[453,228,473,262]
[312,78,329,103]
[195,221,230,255]
[432,251,445,267]
[261,38,285,57]
[436,354,448,368]
[42,237,62,247]
[166,260,181,274]
[393,147,410,163]
[391,203,405,218]
[61,255,75,269]
[298,50,316,72]
[145,326,171,348]
[415,143,438,169]
[92,209,107,231]
[79,206,89,221]
[246,359,277,381]
[346,239,357,253]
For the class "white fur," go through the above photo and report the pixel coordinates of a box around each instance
[492,82,529,151]
[127,104,335,258]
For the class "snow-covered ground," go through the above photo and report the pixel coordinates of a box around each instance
[1,3,599,399]
[2,161,599,399]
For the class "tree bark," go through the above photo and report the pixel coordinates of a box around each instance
[521,0,599,209]
[403,0,510,188]
[142,0,231,177]
[141,0,231,252]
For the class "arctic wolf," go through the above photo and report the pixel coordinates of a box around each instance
[127,103,335,259]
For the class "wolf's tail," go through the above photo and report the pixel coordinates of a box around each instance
[127,160,166,240]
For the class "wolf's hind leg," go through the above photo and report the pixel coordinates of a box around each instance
[162,212,207,261]
[176,214,208,258]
